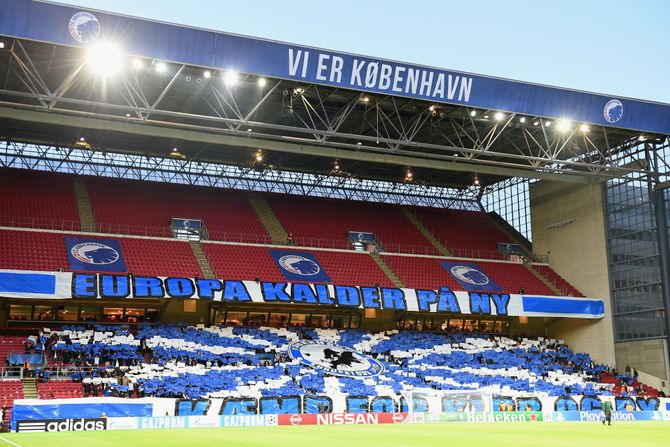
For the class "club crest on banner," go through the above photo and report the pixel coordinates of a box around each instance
[278,255,320,276]
[603,99,623,124]
[450,265,490,286]
[269,250,331,282]
[289,341,383,378]
[65,237,127,273]
[68,12,101,43]
[439,261,502,292]
[70,242,119,265]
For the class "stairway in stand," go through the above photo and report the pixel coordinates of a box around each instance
[73,177,96,232]
[369,252,406,289]
[189,241,216,279]
[523,263,563,295]
[21,377,38,399]
[247,194,288,245]
[399,207,451,257]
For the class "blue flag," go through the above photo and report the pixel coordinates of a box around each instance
[65,237,127,273]
[439,261,502,292]
[269,250,331,283]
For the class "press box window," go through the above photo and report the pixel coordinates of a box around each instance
[8,304,31,320]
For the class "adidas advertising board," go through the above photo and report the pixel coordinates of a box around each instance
[17,418,107,433]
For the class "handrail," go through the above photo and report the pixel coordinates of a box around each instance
[0,215,547,261]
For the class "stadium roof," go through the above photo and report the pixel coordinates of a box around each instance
[1,0,669,189]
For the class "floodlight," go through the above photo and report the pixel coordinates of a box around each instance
[556,119,572,132]
[224,70,239,86]
[86,42,123,76]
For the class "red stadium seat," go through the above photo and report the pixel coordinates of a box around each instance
[0,168,80,231]
[87,177,268,240]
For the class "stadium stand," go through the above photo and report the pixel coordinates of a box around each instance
[0,168,586,296]
[0,229,201,277]
[0,336,25,367]
[382,254,556,295]
[266,195,434,251]
[534,264,585,297]
[42,324,621,401]
[0,230,69,272]
[202,244,285,282]
[410,207,511,259]
[31,325,640,398]
[204,243,395,287]
[36,381,84,399]
[0,169,80,231]
[86,177,268,240]
[0,381,23,424]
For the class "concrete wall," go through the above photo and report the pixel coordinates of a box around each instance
[530,180,615,366]
[615,339,669,389]
[161,298,208,325]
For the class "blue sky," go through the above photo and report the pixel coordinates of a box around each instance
[61,0,670,103]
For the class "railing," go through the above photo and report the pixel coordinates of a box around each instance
[0,366,22,380]
[0,216,81,232]
[40,366,100,381]
[0,215,548,261]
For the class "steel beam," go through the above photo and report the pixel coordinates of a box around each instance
[0,106,596,184]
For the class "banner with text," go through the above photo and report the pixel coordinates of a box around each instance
[0,269,605,319]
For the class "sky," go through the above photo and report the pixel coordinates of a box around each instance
[58,0,669,103]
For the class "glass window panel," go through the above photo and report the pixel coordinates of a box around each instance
[9,305,32,321]
[33,306,54,321]
[226,311,247,326]
[248,312,268,326]
[79,307,101,322]
[103,307,124,322]
[58,306,79,322]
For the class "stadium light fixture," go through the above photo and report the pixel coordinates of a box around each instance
[333,160,340,171]
[533,121,539,126]
[254,150,263,162]
[224,70,239,86]
[405,169,413,181]
[483,115,489,119]
[86,42,123,77]
[362,96,370,103]
[155,61,167,73]
[580,124,590,133]
[131,58,144,70]
[544,120,552,127]
[203,70,211,79]
[258,78,267,87]
[470,110,476,117]
[638,135,647,142]
[0,42,5,50]
[556,119,572,132]
[519,117,526,123]
[494,112,504,121]
[473,174,480,186]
